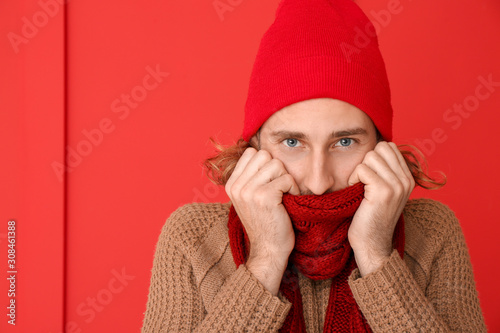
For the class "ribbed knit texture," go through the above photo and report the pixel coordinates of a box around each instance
[141,199,487,332]
[227,182,404,332]
[242,0,393,142]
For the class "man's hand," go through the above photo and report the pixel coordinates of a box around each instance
[225,147,300,295]
[347,141,415,277]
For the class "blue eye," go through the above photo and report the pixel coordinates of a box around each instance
[337,138,353,147]
[284,138,300,148]
[282,138,355,149]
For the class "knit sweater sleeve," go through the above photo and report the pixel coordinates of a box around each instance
[141,204,292,332]
[347,199,487,332]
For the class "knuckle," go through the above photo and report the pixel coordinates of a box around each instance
[254,189,267,206]
[393,182,404,195]
[240,186,253,202]
[399,177,410,190]
[230,181,243,198]
[244,147,257,155]
[241,147,257,160]
[283,173,294,182]
[277,173,293,186]
[256,149,272,161]
[378,140,389,146]
[229,186,238,200]
[268,158,283,170]
[259,159,279,175]
[365,150,377,160]
[356,163,368,172]
[374,141,389,153]
[379,183,393,198]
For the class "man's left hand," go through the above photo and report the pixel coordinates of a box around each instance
[347,141,415,277]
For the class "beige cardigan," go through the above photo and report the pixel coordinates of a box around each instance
[141,198,487,332]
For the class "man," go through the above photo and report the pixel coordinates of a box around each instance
[141,0,486,331]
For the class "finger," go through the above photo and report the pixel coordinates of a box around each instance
[245,158,286,187]
[347,163,409,215]
[348,163,361,186]
[226,147,257,191]
[389,142,415,184]
[348,163,384,191]
[373,142,408,180]
[360,150,402,187]
[230,149,274,194]
[250,159,301,196]
[382,142,415,194]
[265,173,301,197]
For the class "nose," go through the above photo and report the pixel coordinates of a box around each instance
[302,150,335,195]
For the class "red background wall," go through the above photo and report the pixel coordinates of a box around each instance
[1,0,499,332]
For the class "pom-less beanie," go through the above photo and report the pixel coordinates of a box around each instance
[242,0,394,142]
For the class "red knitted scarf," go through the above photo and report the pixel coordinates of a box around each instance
[227,182,405,332]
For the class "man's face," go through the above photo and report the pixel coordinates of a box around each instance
[252,98,378,195]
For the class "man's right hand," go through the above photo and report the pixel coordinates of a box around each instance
[225,147,300,295]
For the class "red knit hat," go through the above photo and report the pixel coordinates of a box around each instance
[242,0,393,142]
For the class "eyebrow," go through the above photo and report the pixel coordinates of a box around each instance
[269,127,368,140]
